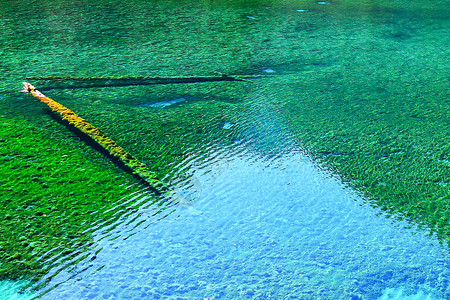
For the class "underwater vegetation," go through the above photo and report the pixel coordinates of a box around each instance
[20,82,166,190]
[0,80,247,286]
[0,115,143,283]
[25,74,248,90]
[270,72,449,242]
[0,0,448,294]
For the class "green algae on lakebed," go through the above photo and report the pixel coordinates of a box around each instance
[0,115,143,282]
[0,0,449,290]
[268,70,449,240]
[0,82,246,284]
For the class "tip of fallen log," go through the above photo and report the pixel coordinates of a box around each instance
[20,82,35,93]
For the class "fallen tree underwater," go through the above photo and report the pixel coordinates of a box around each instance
[20,82,170,194]
[25,74,258,89]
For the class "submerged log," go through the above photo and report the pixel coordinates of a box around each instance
[25,74,256,89]
[20,82,169,193]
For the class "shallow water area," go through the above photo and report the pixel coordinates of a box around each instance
[38,150,449,299]
[0,280,36,300]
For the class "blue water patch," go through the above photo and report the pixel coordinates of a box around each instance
[0,280,35,300]
[379,287,441,300]
[222,122,234,130]
[36,151,449,299]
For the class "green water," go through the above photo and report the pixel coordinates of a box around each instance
[0,0,448,296]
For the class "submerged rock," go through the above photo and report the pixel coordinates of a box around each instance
[140,97,188,108]
[222,122,234,130]
[263,68,275,73]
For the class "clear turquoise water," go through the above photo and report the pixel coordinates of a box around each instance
[1,0,449,299]
[5,104,449,299]
[36,152,450,299]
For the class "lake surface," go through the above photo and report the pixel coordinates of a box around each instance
[0,0,449,299]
